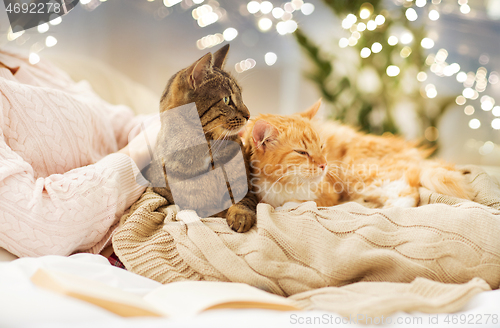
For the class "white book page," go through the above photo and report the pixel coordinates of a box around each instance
[144,281,294,318]
[32,269,162,317]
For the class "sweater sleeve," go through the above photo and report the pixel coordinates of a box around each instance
[0,128,146,257]
[108,108,149,150]
[64,77,151,151]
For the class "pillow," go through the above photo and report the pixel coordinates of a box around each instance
[45,53,159,115]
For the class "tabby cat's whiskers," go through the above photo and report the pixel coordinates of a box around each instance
[243,98,474,209]
[211,130,230,159]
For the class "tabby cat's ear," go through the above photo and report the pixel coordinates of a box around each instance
[187,53,213,89]
[299,98,322,120]
[213,44,230,69]
[252,120,278,150]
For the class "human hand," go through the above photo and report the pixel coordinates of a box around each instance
[119,114,161,171]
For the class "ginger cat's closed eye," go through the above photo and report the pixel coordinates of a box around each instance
[243,99,475,209]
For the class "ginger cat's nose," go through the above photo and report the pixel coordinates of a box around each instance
[319,163,327,170]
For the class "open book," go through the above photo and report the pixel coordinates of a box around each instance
[30,268,299,318]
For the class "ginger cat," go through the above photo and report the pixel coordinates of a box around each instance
[243,99,474,209]
[144,45,258,232]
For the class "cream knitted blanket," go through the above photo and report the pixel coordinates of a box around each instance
[113,165,500,317]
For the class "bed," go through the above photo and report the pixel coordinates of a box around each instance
[0,252,499,328]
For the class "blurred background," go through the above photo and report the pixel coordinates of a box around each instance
[0,0,499,165]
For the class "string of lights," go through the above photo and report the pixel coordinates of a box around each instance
[336,0,498,134]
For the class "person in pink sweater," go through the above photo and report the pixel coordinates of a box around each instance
[0,50,159,257]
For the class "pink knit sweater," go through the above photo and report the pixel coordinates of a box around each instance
[0,50,147,257]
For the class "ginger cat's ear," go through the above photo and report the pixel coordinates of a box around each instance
[187,53,213,89]
[213,44,230,69]
[252,120,278,150]
[299,98,322,120]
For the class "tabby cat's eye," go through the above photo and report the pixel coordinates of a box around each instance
[223,96,230,105]
[295,150,309,156]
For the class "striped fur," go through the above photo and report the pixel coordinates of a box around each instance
[145,45,258,232]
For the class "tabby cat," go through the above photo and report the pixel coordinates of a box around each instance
[144,45,258,232]
[243,99,474,208]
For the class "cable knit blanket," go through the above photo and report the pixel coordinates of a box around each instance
[112,165,500,317]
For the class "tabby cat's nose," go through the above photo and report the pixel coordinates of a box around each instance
[242,105,250,121]
[319,163,327,170]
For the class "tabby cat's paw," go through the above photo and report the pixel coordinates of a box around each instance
[226,205,256,233]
